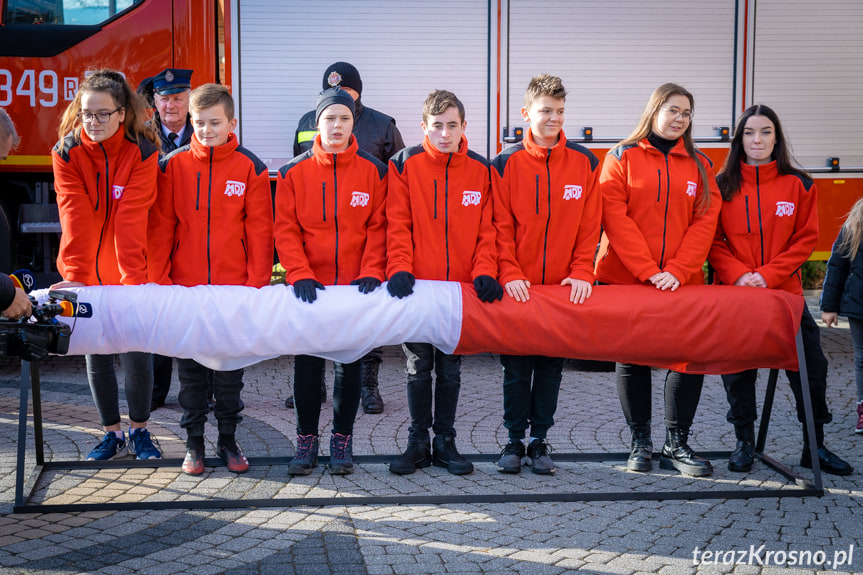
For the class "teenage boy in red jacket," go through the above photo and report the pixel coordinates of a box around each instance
[149,83,274,475]
[491,74,601,475]
[386,90,502,476]
[275,87,388,477]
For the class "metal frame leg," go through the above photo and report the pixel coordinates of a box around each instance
[752,330,823,494]
[795,328,823,492]
[755,369,780,453]
[14,360,45,509]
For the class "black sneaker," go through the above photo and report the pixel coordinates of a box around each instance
[389,439,432,475]
[217,437,249,473]
[526,439,556,475]
[496,440,526,474]
[432,435,473,475]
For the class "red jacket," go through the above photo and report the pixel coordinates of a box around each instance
[149,132,274,287]
[708,161,818,295]
[53,127,157,286]
[596,137,720,286]
[387,135,497,282]
[275,135,387,285]
[491,128,601,285]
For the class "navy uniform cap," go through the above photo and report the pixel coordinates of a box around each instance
[152,68,193,95]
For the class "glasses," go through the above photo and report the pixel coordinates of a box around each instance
[660,107,693,121]
[77,108,122,123]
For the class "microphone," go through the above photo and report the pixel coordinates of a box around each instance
[10,269,36,293]
[55,299,92,318]
[46,289,92,318]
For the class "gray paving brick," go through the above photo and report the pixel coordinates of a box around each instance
[0,325,861,575]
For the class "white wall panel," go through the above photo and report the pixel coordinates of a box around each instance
[504,0,736,143]
[752,0,863,169]
[235,0,489,170]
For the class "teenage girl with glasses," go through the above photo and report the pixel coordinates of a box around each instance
[52,69,162,461]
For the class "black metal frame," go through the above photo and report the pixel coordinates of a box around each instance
[12,329,823,513]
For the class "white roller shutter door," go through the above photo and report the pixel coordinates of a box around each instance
[233,0,490,170]
[751,0,863,170]
[503,0,736,143]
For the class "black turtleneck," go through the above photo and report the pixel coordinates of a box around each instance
[648,132,677,156]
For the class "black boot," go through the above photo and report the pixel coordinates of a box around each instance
[360,360,384,414]
[660,427,713,477]
[800,424,854,476]
[728,424,756,472]
[627,424,653,472]
[432,435,474,475]
[389,437,432,475]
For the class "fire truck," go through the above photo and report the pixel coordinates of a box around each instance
[1,0,861,282]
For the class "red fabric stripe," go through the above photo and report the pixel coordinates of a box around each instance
[456,284,803,374]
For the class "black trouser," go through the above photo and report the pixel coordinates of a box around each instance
[403,343,462,442]
[152,354,173,404]
[294,355,361,436]
[722,305,832,431]
[616,364,704,428]
[177,359,244,437]
[361,347,383,371]
[500,354,563,441]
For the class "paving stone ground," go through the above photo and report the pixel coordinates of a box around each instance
[0,299,860,574]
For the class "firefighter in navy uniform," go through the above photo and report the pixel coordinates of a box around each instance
[287,62,405,415]
[293,62,404,162]
[151,68,194,154]
[146,68,197,410]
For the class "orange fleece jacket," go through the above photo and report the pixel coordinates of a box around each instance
[149,132,274,287]
[53,127,157,286]
[596,137,720,286]
[387,135,497,282]
[491,128,601,285]
[709,161,818,295]
[275,135,387,286]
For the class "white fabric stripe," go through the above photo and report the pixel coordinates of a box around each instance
[34,281,464,371]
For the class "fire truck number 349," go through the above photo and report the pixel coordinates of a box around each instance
[0,69,79,107]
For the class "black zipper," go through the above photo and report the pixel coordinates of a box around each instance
[332,153,339,285]
[656,169,662,202]
[541,151,552,284]
[95,145,111,285]
[744,196,751,233]
[321,182,327,222]
[94,172,100,211]
[444,153,452,280]
[755,165,765,265]
[207,147,213,284]
[535,175,540,214]
[195,172,201,210]
[658,158,671,268]
[434,180,438,219]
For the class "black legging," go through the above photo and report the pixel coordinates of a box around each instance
[616,364,704,428]
[293,355,361,436]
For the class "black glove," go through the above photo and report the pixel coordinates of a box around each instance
[292,278,325,303]
[387,271,415,298]
[351,277,381,294]
[473,275,504,303]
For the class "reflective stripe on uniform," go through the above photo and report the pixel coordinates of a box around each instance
[297,130,318,143]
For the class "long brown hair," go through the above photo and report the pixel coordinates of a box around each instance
[717,104,810,201]
[58,69,158,146]
[611,83,710,212]
[837,198,863,261]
